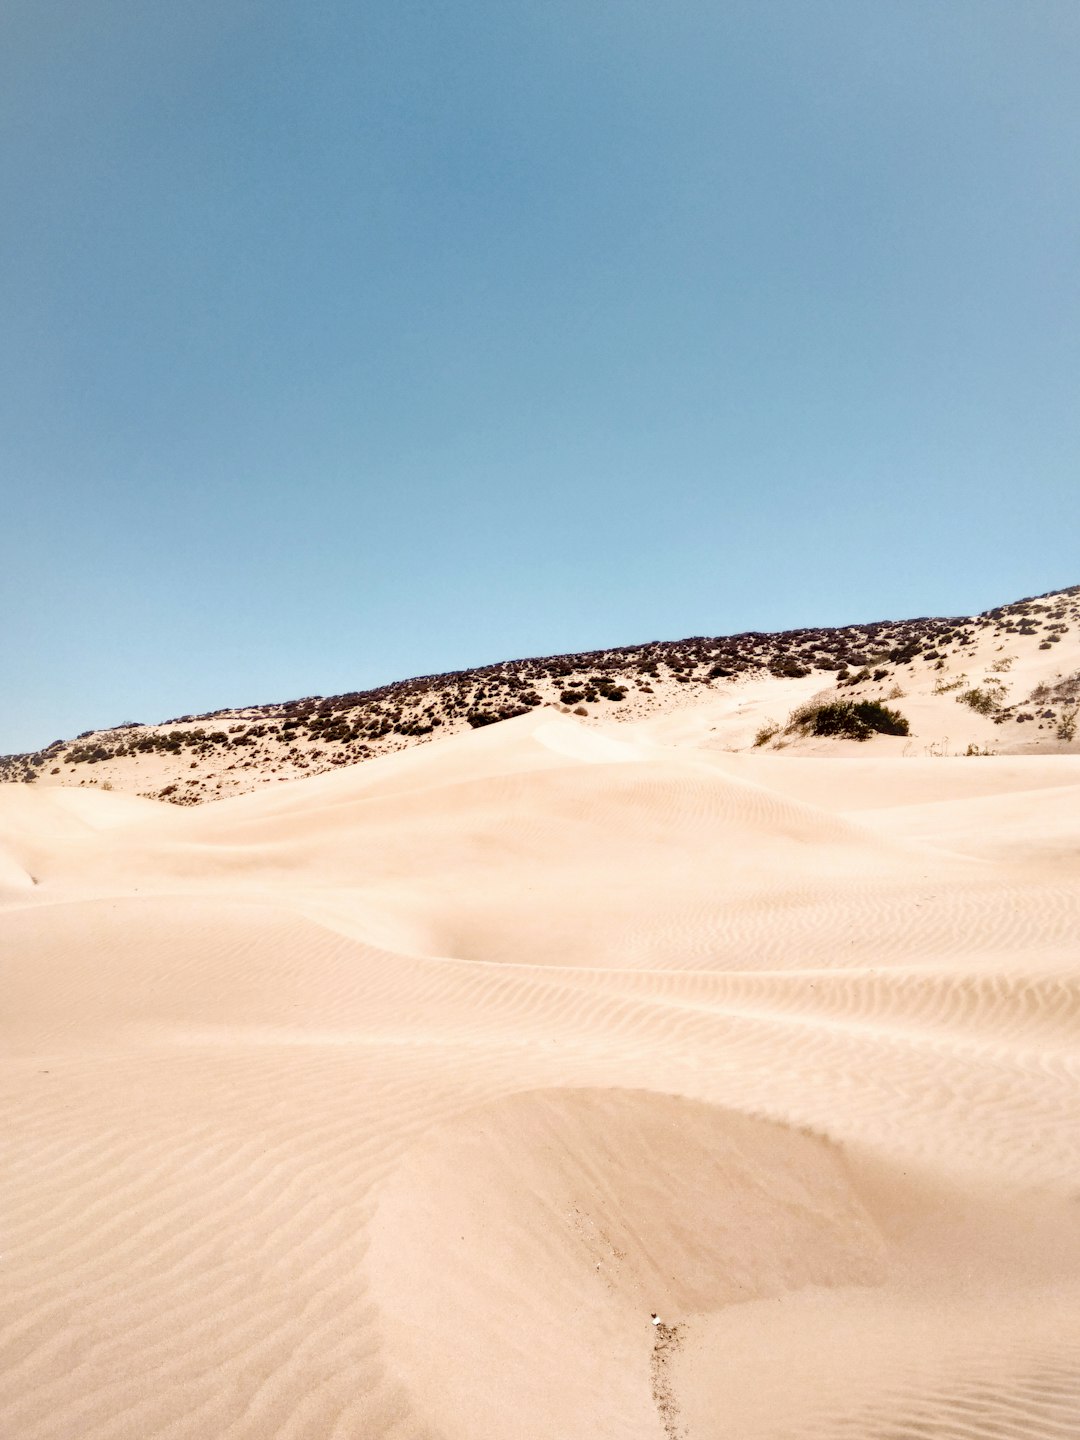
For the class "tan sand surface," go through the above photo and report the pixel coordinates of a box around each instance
[2,705,1079,1438]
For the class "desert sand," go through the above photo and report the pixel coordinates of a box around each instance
[3,676,1080,1436]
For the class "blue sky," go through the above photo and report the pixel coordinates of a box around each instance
[2,1,1078,752]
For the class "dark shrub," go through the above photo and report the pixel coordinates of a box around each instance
[770,656,811,678]
[790,700,909,741]
[853,700,909,735]
[466,706,530,728]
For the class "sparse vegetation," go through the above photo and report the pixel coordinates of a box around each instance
[837,667,871,688]
[958,683,1006,715]
[5,582,1077,800]
[754,722,780,747]
[1030,671,1080,707]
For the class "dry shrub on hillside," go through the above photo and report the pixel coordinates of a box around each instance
[958,683,1006,715]
[789,700,910,742]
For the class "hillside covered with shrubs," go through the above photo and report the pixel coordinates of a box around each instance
[3,583,1078,802]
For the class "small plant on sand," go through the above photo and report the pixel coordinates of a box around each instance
[1057,705,1078,743]
[753,722,780,747]
[933,674,967,694]
[788,699,910,742]
[958,680,1006,715]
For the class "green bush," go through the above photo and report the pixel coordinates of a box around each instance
[958,686,1001,715]
[789,700,909,741]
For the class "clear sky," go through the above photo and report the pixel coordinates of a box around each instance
[2,1,1078,752]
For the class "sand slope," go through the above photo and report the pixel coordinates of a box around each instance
[2,707,1079,1438]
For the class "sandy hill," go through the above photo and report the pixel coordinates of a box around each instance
[2,584,1080,1438]
[3,582,1079,803]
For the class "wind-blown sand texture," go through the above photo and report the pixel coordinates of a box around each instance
[3,697,1079,1439]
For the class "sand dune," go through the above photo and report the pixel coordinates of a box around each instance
[2,702,1079,1438]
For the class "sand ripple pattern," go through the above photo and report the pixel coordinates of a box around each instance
[2,710,1079,1438]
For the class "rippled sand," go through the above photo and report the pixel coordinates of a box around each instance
[3,709,1079,1438]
